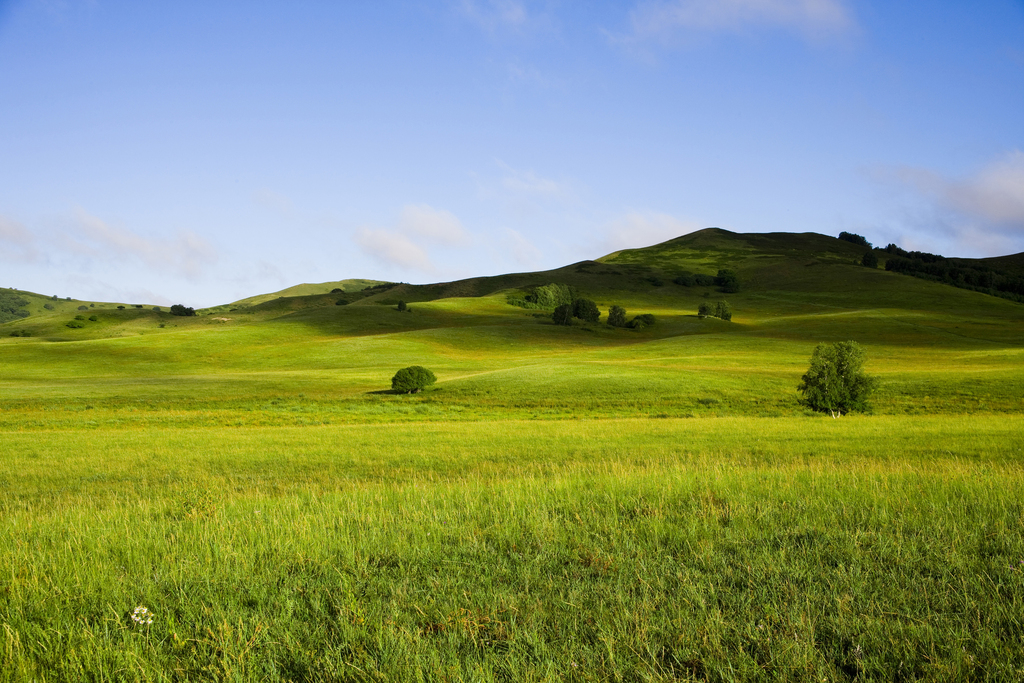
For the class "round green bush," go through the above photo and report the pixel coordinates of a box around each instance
[391,366,437,394]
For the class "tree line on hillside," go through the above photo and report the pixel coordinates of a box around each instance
[0,290,31,324]
[673,269,739,293]
[882,244,1024,302]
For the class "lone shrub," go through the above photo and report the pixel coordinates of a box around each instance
[43,303,54,310]
[798,341,877,417]
[88,315,98,322]
[862,251,878,268]
[607,305,627,327]
[74,315,85,320]
[572,298,600,324]
[170,304,196,317]
[552,303,573,326]
[77,305,88,311]
[117,305,125,310]
[391,366,437,394]
[66,320,85,328]
[330,288,344,293]
[335,299,349,306]
[397,300,407,312]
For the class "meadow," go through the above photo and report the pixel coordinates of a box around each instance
[1,230,1023,681]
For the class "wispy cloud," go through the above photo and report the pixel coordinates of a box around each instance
[355,228,434,273]
[354,204,473,273]
[397,204,470,246]
[458,0,530,32]
[881,151,1024,256]
[0,215,41,263]
[59,208,217,279]
[620,0,855,45]
[500,227,543,266]
[599,211,702,253]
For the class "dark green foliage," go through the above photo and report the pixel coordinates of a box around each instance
[152,306,161,312]
[391,366,437,393]
[648,277,664,287]
[74,315,85,321]
[134,304,143,309]
[861,251,878,268]
[363,283,397,292]
[714,301,732,321]
[572,298,600,323]
[170,305,196,317]
[607,305,627,327]
[330,288,344,293]
[43,303,54,310]
[798,341,877,417]
[884,243,1024,302]
[117,305,125,310]
[552,304,573,325]
[839,231,872,248]
[397,300,407,312]
[335,299,349,306]
[627,313,656,329]
[673,272,696,286]
[715,269,739,293]
[8,329,30,337]
[697,302,712,318]
[78,305,88,311]
[88,315,98,322]
[0,290,30,323]
[66,320,85,329]
[675,272,717,287]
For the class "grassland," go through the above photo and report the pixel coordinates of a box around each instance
[1,229,1023,681]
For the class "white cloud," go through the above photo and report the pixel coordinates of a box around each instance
[354,204,474,274]
[60,208,217,279]
[355,228,435,273]
[896,151,1024,228]
[397,204,470,246]
[624,0,855,43]
[599,211,702,253]
[0,215,41,263]
[882,151,1024,256]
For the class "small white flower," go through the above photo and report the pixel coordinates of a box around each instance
[131,606,154,626]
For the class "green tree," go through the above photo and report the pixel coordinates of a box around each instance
[391,366,437,394]
[714,301,732,321]
[797,341,877,418]
[607,305,627,327]
[861,251,878,268]
[715,269,739,293]
[397,300,407,312]
[572,298,600,323]
[697,302,712,318]
[170,304,195,317]
[552,303,573,325]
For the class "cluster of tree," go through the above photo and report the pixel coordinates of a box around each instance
[508,283,577,310]
[838,231,872,248]
[0,290,30,324]
[697,301,732,321]
[883,244,1024,302]
[8,329,31,337]
[391,365,436,393]
[362,282,397,293]
[798,341,877,417]
[552,298,599,325]
[673,269,739,293]
[170,304,196,317]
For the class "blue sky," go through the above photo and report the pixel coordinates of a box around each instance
[1,0,1022,307]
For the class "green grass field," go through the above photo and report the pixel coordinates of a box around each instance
[2,230,1023,681]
